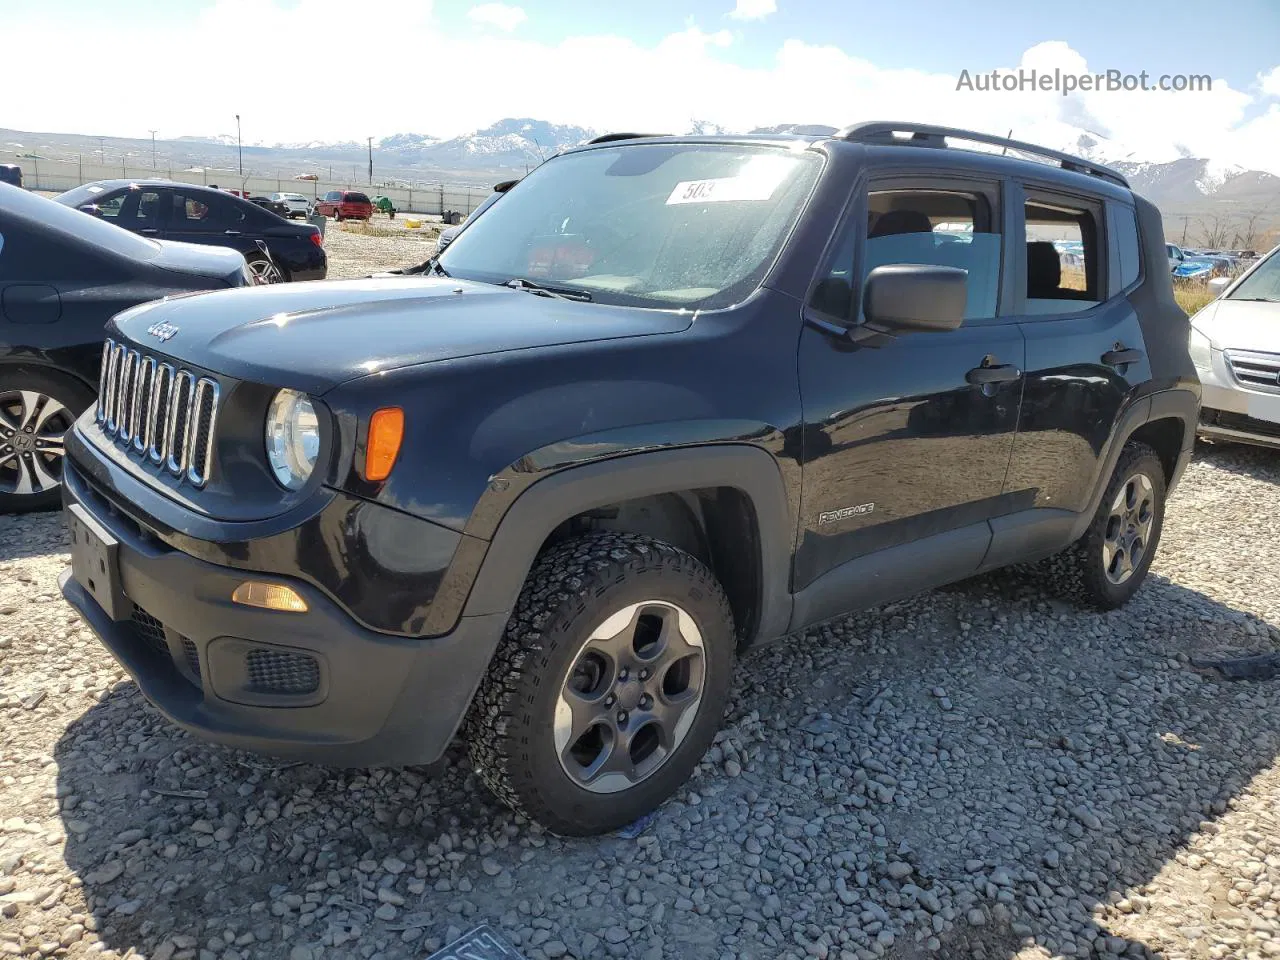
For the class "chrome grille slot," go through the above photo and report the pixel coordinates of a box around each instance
[1225,350,1280,394]
[147,364,174,463]
[164,370,194,475]
[130,357,156,453]
[118,350,140,442]
[96,338,220,487]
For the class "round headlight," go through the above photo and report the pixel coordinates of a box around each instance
[265,389,320,490]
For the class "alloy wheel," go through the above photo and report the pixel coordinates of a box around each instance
[248,258,284,284]
[554,600,706,794]
[1102,472,1155,585]
[0,390,72,497]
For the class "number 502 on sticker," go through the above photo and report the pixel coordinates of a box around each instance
[666,176,778,205]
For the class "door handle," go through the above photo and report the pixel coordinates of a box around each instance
[966,362,1021,385]
[1102,347,1143,367]
[139,228,158,235]
[224,230,242,236]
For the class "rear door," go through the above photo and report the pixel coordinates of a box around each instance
[164,189,252,255]
[794,172,1025,619]
[988,182,1151,563]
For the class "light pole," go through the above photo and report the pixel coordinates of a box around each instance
[98,137,105,167]
[149,130,157,168]
[235,114,243,176]
[367,137,373,185]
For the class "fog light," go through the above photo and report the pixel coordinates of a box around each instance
[231,582,308,613]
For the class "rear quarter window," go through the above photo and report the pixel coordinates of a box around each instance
[1108,202,1142,294]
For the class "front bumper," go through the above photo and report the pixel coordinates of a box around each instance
[60,473,508,767]
[1195,353,1280,450]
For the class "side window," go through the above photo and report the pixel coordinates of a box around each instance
[811,187,1001,322]
[172,191,243,231]
[131,191,162,230]
[96,194,126,221]
[1109,203,1141,292]
[1024,196,1102,314]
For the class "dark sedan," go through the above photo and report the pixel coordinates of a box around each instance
[0,182,249,511]
[55,180,327,284]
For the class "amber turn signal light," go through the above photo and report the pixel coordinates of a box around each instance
[231,581,308,613]
[365,407,404,481]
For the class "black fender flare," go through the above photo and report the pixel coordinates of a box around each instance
[1069,386,1199,542]
[458,444,795,646]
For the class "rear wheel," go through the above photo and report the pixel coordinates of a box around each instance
[1033,442,1166,609]
[0,371,93,513]
[465,533,735,836]
[245,254,285,284]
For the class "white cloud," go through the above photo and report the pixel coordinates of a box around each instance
[1261,65,1280,97]
[1,6,1277,177]
[729,0,776,19]
[467,2,526,31]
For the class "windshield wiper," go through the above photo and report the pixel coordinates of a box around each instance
[502,277,593,302]
[1234,296,1279,303]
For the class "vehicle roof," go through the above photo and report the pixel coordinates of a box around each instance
[561,131,1135,202]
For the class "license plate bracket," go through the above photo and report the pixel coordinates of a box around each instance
[68,503,127,621]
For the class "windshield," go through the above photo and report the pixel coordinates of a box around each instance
[1228,247,1280,301]
[437,142,822,309]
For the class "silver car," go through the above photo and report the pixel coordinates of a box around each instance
[1190,244,1280,449]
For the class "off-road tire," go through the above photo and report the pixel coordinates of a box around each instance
[464,532,735,836]
[1032,442,1166,610]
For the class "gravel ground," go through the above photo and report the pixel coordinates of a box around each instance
[1,443,1279,960]
[2,231,1279,960]
[320,221,440,279]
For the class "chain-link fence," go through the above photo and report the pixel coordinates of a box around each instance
[1,150,493,218]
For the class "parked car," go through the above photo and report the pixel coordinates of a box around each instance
[313,190,373,221]
[54,180,326,284]
[0,182,249,511]
[1191,243,1280,448]
[271,192,312,219]
[435,179,516,254]
[248,195,291,218]
[1167,243,1186,271]
[58,123,1198,835]
[0,165,21,188]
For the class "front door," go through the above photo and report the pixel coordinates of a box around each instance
[794,177,1024,621]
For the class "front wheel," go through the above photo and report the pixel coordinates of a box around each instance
[466,533,735,836]
[0,371,93,513]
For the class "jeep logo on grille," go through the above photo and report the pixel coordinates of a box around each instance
[146,321,179,342]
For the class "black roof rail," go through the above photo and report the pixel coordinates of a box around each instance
[585,132,670,145]
[836,121,1130,188]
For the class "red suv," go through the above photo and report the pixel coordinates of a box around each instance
[314,190,373,222]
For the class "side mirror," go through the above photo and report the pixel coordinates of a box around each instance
[1208,276,1231,297]
[78,204,103,218]
[863,264,967,333]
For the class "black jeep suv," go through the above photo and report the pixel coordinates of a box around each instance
[59,123,1199,835]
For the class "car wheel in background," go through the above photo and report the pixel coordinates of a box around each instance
[0,371,94,513]
[245,254,286,285]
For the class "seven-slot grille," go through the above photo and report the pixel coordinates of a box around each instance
[1225,350,1280,394]
[95,338,221,486]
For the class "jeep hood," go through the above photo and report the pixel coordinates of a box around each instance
[109,277,693,394]
[1192,298,1280,353]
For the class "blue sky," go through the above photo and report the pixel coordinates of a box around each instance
[3,0,1279,171]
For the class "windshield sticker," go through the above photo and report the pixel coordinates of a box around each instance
[666,155,798,205]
